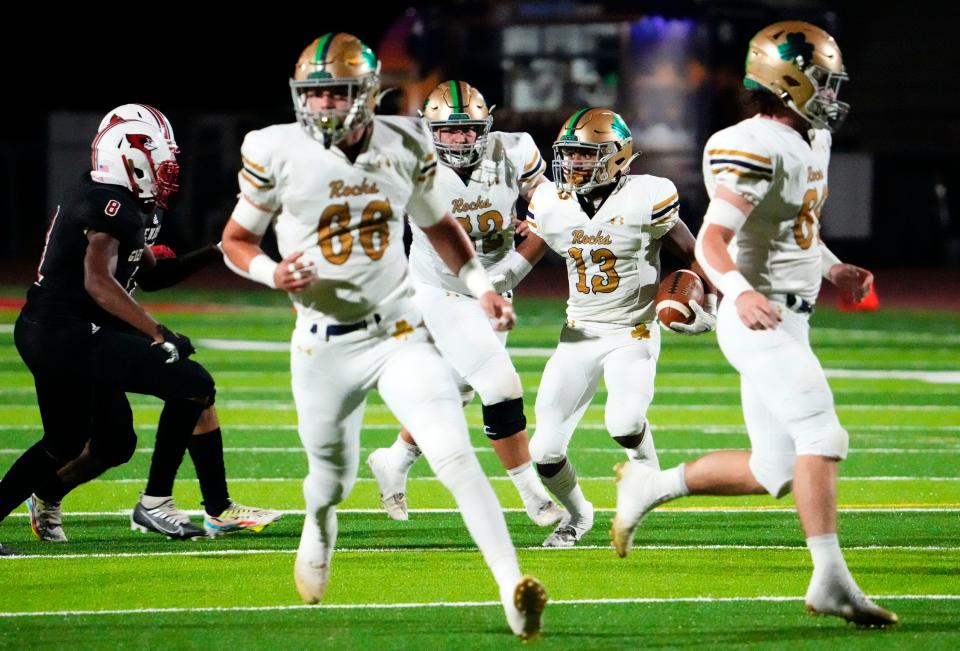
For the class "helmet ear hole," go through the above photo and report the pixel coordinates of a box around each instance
[782,75,802,88]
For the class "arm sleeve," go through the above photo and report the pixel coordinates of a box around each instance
[405,121,446,228]
[235,130,281,234]
[703,131,774,206]
[649,178,681,240]
[137,244,222,291]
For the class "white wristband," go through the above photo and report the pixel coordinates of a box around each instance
[248,254,278,289]
[459,256,494,298]
[717,271,753,301]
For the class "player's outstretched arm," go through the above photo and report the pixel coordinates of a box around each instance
[137,244,223,292]
[221,218,315,293]
[422,214,516,330]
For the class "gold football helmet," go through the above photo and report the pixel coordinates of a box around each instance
[744,20,849,132]
[552,108,637,194]
[290,33,381,147]
[420,80,493,168]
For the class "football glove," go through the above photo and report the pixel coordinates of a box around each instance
[669,294,718,335]
[153,324,195,364]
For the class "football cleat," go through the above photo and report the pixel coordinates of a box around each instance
[204,501,283,537]
[130,496,205,540]
[0,543,21,556]
[366,448,409,521]
[294,555,331,604]
[542,503,593,548]
[527,500,564,528]
[503,576,547,640]
[26,494,67,542]
[611,461,666,558]
[805,577,898,627]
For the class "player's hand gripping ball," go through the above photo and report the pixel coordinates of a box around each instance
[656,270,705,328]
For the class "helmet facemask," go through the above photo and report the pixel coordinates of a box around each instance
[552,140,621,195]
[291,74,380,149]
[430,117,493,168]
[802,64,850,131]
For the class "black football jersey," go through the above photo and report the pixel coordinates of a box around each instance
[24,173,149,325]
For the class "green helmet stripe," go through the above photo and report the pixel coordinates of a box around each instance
[450,80,464,111]
[315,33,334,68]
[565,108,590,138]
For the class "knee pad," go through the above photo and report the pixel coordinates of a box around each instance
[180,361,216,406]
[748,451,795,498]
[795,426,849,460]
[528,430,566,465]
[605,404,648,441]
[482,397,526,441]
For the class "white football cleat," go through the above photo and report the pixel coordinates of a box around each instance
[204,501,283,536]
[527,499,564,528]
[366,448,409,521]
[502,576,547,639]
[294,555,330,604]
[542,502,593,548]
[805,575,898,627]
[611,462,665,558]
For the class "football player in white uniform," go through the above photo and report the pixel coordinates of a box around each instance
[366,80,561,527]
[220,34,545,639]
[523,108,717,547]
[612,22,897,627]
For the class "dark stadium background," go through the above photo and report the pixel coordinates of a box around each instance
[1,1,957,306]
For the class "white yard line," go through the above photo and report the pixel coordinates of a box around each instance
[53,475,960,484]
[2,544,957,562]
[6,507,959,518]
[0,594,956,618]
[2,446,958,456]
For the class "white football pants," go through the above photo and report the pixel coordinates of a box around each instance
[414,281,520,405]
[290,298,519,589]
[716,296,849,497]
[530,321,661,464]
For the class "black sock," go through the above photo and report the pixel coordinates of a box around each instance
[188,428,230,516]
[0,442,61,521]
[145,400,205,498]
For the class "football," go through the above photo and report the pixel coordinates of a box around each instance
[656,269,705,328]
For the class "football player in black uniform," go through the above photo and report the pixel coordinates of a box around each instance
[0,117,277,553]
[23,106,281,542]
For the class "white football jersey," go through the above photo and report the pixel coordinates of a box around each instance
[527,175,680,327]
[238,116,444,323]
[703,115,831,303]
[408,131,546,295]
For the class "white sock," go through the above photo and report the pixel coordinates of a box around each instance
[653,464,690,504]
[506,461,552,509]
[140,494,171,509]
[539,459,591,519]
[433,451,521,593]
[387,436,421,474]
[806,533,851,577]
